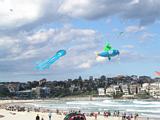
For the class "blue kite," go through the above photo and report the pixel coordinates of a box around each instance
[96,42,120,61]
[36,50,66,70]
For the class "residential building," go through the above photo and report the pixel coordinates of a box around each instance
[113,85,121,95]
[106,86,114,96]
[17,90,32,98]
[121,85,129,95]
[32,87,50,98]
[98,88,105,96]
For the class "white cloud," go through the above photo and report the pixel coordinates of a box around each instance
[58,0,90,18]
[0,36,21,60]
[139,32,155,42]
[0,37,18,47]
[0,26,102,74]
[0,0,61,32]
[96,56,106,62]
[130,0,140,5]
[122,45,135,49]
[125,25,145,33]
[0,0,44,29]
[119,49,146,61]
[78,62,92,69]
[59,0,160,25]
[0,0,159,32]
[27,29,55,45]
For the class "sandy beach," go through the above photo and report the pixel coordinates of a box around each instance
[0,100,155,120]
[0,109,135,120]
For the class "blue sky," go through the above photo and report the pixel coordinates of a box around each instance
[0,0,160,82]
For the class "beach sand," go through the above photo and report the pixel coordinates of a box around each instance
[0,109,149,120]
[0,100,149,120]
[0,108,138,120]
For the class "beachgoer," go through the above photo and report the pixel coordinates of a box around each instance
[36,114,40,120]
[108,111,111,116]
[56,109,59,114]
[48,112,52,120]
[117,110,120,117]
[41,117,44,120]
[94,113,97,120]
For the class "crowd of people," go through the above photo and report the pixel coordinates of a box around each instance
[1,104,141,120]
[35,112,52,120]
[88,111,139,120]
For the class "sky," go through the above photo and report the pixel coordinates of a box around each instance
[0,0,160,82]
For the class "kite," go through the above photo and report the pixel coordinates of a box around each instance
[155,71,160,76]
[96,42,120,61]
[36,50,66,70]
[104,43,112,52]
[119,32,124,36]
[64,113,86,120]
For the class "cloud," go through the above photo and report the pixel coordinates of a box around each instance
[0,26,102,74]
[0,36,21,60]
[138,32,155,42]
[122,45,135,49]
[78,61,92,69]
[0,0,159,34]
[96,56,106,62]
[119,49,146,62]
[59,0,160,25]
[0,0,61,33]
[0,0,43,29]
[125,25,145,33]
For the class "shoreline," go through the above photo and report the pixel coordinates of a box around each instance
[0,98,160,120]
[0,96,159,102]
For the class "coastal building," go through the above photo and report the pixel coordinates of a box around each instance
[0,84,10,98]
[106,86,114,96]
[7,84,20,93]
[150,82,160,88]
[148,83,160,98]
[113,85,121,95]
[89,76,93,81]
[142,83,149,88]
[17,90,32,98]
[129,84,140,95]
[32,87,50,98]
[39,79,47,86]
[69,85,81,93]
[142,83,159,92]
[98,88,105,96]
[121,85,129,95]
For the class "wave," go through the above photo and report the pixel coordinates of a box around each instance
[141,113,160,118]
[65,101,160,108]
[66,101,93,105]
[102,99,113,103]
[126,109,160,114]
[133,100,160,105]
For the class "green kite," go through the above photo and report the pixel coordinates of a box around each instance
[104,43,112,52]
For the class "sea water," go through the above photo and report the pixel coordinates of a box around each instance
[28,99,160,119]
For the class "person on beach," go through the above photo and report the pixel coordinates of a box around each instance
[36,114,40,120]
[134,113,139,120]
[48,112,52,120]
[94,113,97,120]
[41,117,44,120]
[117,110,120,117]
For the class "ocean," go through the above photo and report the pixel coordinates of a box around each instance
[27,98,160,119]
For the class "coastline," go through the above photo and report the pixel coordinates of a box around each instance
[0,98,160,120]
[0,109,148,120]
